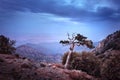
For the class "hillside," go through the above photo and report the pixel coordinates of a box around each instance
[93,30,120,56]
[16,45,62,63]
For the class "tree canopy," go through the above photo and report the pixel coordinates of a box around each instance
[60,33,94,51]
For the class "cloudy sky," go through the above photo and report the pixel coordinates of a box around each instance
[0,0,120,44]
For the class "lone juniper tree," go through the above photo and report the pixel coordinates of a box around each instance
[60,33,94,69]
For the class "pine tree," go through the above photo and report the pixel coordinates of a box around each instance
[60,33,94,69]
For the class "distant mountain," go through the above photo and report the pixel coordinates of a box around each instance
[25,42,68,55]
[16,42,99,63]
[25,42,99,55]
[16,45,62,63]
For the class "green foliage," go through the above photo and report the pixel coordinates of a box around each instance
[101,52,120,80]
[0,35,16,54]
[71,51,101,77]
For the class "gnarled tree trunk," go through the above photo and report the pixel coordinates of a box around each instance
[64,51,71,69]
[64,43,74,69]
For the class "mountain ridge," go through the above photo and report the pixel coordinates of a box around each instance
[16,44,62,63]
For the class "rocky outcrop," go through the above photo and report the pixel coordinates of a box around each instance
[93,30,120,55]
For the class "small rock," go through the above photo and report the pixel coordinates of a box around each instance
[21,63,32,69]
[40,63,46,67]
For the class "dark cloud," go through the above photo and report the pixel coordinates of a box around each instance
[0,0,120,22]
[95,7,120,21]
[111,0,120,7]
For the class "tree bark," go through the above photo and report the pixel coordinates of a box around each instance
[64,43,74,69]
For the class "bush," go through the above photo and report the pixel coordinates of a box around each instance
[0,35,16,54]
[62,50,120,79]
[101,52,120,80]
[71,51,101,77]
[62,51,80,65]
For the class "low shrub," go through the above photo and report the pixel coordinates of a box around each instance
[62,51,80,65]
[0,35,16,54]
[71,51,101,77]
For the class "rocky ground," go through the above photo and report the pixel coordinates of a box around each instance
[0,53,97,80]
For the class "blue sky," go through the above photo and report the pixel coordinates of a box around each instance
[0,0,120,44]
